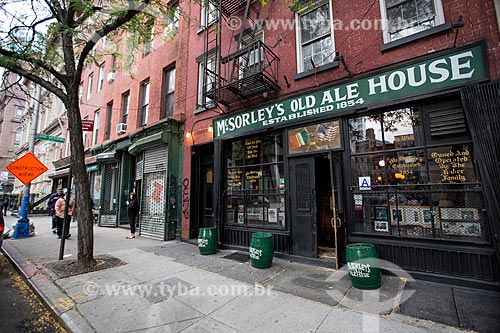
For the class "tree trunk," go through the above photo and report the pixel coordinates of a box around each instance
[66,94,96,268]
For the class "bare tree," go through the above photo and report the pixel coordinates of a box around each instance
[0,0,174,268]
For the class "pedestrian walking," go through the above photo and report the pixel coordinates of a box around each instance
[125,192,139,239]
[48,188,64,233]
[54,190,75,239]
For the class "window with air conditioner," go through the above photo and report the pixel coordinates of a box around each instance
[107,72,116,82]
[116,123,127,134]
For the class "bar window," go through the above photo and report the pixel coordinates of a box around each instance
[225,133,285,228]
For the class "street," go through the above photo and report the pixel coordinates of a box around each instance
[0,251,66,333]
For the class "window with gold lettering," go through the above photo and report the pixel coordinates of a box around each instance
[349,101,489,244]
[225,133,285,228]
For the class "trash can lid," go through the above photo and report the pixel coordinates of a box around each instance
[346,243,375,249]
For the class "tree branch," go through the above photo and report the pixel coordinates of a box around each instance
[75,0,151,75]
[0,60,66,102]
[0,47,69,86]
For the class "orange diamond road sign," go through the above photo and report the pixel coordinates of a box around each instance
[6,152,48,185]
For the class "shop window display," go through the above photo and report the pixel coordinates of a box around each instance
[226,134,285,228]
[349,105,489,243]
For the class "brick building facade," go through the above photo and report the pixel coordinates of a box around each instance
[37,0,500,285]
[182,0,500,285]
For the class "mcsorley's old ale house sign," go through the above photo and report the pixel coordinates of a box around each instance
[214,44,487,139]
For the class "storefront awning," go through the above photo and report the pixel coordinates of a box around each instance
[48,168,70,179]
[96,152,118,163]
[128,131,168,155]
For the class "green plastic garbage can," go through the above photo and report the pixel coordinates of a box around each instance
[198,227,217,255]
[250,232,274,269]
[345,243,381,290]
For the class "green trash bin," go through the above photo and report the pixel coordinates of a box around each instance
[198,227,217,255]
[250,232,274,269]
[345,243,381,290]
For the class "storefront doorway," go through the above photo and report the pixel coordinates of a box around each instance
[190,143,214,238]
[289,153,345,268]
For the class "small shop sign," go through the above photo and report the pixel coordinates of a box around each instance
[214,44,487,139]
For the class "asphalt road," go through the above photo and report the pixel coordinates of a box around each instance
[0,251,67,333]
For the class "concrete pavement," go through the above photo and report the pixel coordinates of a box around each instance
[1,213,498,333]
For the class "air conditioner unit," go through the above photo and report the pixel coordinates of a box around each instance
[107,72,116,82]
[116,123,127,134]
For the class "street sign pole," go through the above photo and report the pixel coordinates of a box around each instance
[19,84,41,223]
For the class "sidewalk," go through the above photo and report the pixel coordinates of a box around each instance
[1,213,499,333]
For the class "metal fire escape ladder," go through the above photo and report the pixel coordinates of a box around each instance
[228,0,263,85]
[200,0,222,107]
[204,0,280,106]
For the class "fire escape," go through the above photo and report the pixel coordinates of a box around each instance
[201,0,280,107]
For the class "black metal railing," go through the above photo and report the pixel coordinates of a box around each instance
[210,40,280,105]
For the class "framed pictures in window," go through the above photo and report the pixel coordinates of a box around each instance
[375,206,388,220]
[391,208,403,223]
[374,220,389,232]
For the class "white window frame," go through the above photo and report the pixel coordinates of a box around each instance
[162,67,176,118]
[201,0,217,28]
[197,55,215,107]
[239,31,264,79]
[87,73,94,100]
[139,81,150,126]
[121,91,130,124]
[379,0,445,43]
[164,2,179,36]
[98,63,105,92]
[13,126,22,146]
[78,83,83,105]
[83,116,88,148]
[15,105,24,118]
[295,0,335,73]
[92,110,100,145]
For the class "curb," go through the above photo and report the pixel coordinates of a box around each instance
[1,242,95,333]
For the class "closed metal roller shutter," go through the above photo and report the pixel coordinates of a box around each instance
[139,145,168,239]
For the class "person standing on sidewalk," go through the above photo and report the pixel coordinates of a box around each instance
[0,195,6,216]
[48,188,64,233]
[125,192,139,239]
[54,190,75,239]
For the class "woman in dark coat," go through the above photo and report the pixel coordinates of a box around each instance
[126,192,140,239]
